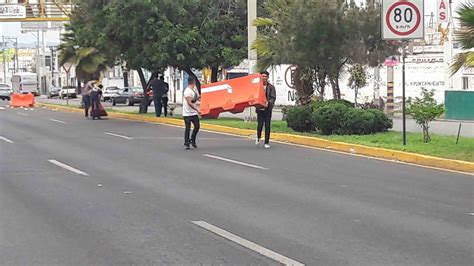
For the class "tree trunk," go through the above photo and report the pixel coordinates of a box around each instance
[183,67,201,93]
[294,67,315,105]
[354,88,358,106]
[330,77,341,99]
[423,123,431,143]
[76,79,82,95]
[211,66,219,83]
[137,68,157,114]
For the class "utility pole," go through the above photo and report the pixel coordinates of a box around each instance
[247,0,257,121]
[2,36,6,84]
[248,0,257,75]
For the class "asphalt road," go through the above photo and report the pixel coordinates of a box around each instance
[0,102,473,265]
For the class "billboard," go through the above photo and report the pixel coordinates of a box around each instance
[0,5,26,19]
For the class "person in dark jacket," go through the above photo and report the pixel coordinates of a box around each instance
[160,76,170,117]
[149,76,167,117]
[90,84,103,120]
[255,71,277,149]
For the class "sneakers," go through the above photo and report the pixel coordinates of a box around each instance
[264,144,271,149]
[190,140,198,149]
[184,144,190,150]
[255,138,261,146]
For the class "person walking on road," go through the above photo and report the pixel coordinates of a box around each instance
[183,77,201,150]
[82,79,96,118]
[255,71,276,149]
[160,76,170,117]
[149,75,167,117]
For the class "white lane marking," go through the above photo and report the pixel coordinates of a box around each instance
[0,136,14,143]
[469,213,474,216]
[0,107,5,110]
[17,112,28,116]
[104,132,133,140]
[191,221,304,266]
[49,118,67,124]
[203,154,268,170]
[48,159,89,176]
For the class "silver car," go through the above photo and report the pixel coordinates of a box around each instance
[0,84,13,101]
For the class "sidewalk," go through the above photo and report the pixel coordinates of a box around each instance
[392,118,473,137]
[36,97,472,137]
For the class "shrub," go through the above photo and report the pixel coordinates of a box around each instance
[286,105,314,132]
[340,108,376,134]
[311,103,349,135]
[367,109,392,132]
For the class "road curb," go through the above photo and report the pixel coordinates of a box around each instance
[38,103,474,175]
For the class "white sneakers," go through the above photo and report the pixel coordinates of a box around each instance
[256,138,271,149]
[255,138,261,146]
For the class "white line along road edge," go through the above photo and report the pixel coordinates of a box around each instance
[104,132,133,140]
[203,154,269,170]
[0,136,14,143]
[191,221,304,266]
[48,159,89,176]
[17,112,28,116]
[49,118,68,124]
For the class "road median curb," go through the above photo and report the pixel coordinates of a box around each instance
[38,103,474,175]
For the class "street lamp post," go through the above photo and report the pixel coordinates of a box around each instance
[248,0,257,75]
[247,0,257,121]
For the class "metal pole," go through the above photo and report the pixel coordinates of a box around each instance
[2,36,6,84]
[402,42,407,146]
[37,30,41,94]
[456,123,462,145]
[14,38,18,73]
[247,0,257,121]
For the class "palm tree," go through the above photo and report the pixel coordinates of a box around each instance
[451,1,474,74]
[58,32,108,82]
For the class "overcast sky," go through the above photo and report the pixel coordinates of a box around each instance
[0,0,462,45]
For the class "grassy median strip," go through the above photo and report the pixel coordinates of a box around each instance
[202,119,474,163]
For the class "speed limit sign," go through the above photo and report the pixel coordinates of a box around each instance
[382,0,424,40]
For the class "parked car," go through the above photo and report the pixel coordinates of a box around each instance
[0,84,13,101]
[47,87,61,98]
[112,87,152,106]
[59,86,77,99]
[103,86,120,101]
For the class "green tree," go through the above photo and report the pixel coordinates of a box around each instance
[451,1,474,74]
[253,0,398,104]
[348,64,367,106]
[58,32,108,83]
[407,88,445,143]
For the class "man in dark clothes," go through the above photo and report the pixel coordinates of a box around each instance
[149,76,167,117]
[255,71,277,149]
[160,76,170,117]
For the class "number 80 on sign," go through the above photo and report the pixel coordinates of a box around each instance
[382,0,424,40]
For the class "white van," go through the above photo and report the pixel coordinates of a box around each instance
[11,72,39,96]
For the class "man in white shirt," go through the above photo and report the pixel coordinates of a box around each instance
[183,77,201,150]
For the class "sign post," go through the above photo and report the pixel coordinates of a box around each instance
[382,0,424,146]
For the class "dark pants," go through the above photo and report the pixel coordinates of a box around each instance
[257,108,272,144]
[90,93,101,119]
[184,115,200,146]
[83,95,91,117]
[153,97,162,117]
[162,97,168,117]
